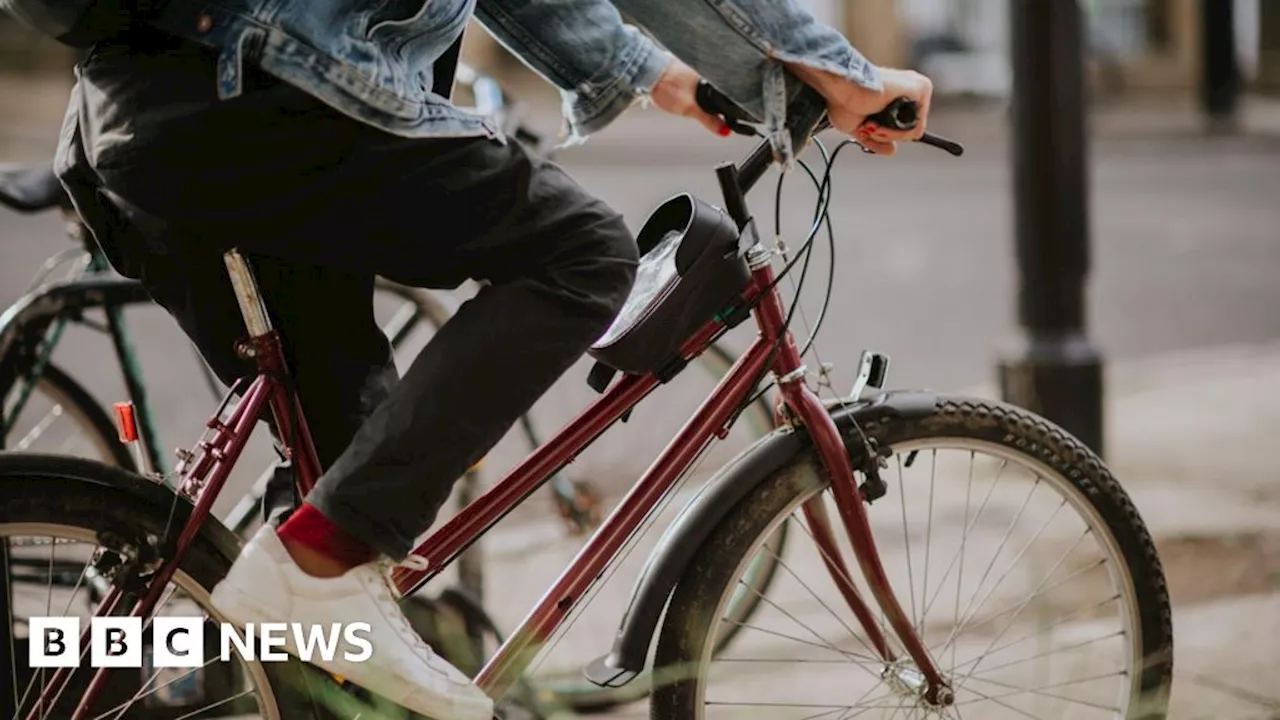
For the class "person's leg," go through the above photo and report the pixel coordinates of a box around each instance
[290,134,638,563]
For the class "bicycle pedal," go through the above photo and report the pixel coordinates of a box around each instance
[849,351,890,401]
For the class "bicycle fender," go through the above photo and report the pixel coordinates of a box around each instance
[584,390,939,687]
[0,275,151,389]
[0,452,244,564]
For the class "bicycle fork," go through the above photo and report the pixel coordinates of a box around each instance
[750,260,951,705]
[779,374,952,705]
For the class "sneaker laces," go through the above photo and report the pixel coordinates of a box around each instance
[369,557,437,658]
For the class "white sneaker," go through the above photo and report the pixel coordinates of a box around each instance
[210,526,494,720]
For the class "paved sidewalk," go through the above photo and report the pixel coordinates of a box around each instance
[466,341,1280,719]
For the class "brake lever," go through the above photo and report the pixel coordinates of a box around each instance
[865,98,965,157]
[694,80,759,137]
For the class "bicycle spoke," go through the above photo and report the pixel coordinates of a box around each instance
[757,521,882,664]
[36,535,55,720]
[945,552,1104,655]
[838,690,902,720]
[728,573,879,666]
[95,654,221,720]
[3,541,16,720]
[792,510,894,658]
[796,707,852,720]
[951,451,975,674]
[947,530,1091,690]
[919,459,1009,625]
[959,669,1124,712]
[895,456,918,632]
[720,618,863,659]
[706,700,889,710]
[14,406,63,452]
[918,449,937,636]
[55,552,94,619]
[172,689,255,720]
[938,476,1042,654]
[955,629,1125,678]
[952,684,1046,720]
[967,594,1119,664]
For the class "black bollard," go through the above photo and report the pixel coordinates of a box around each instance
[1201,0,1240,129]
[998,0,1104,457]
[1262,0,1280,95]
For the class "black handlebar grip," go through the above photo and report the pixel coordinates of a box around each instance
[865,98,965,157]
[866,97,919,131]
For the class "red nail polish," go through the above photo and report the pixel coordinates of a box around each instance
[718,124,731,137]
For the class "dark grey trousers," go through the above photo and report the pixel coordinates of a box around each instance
[57,34,639,560]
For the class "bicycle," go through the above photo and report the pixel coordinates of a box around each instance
[0,83,1174,720]
[0,68,783,714]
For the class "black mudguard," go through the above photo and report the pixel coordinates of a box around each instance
[0,275,150,393]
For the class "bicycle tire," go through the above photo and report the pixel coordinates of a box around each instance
[0,454,311,719]
[651,396,1173,720]
[2,363,134,470]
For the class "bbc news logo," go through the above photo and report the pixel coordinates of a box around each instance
[28,617,373,668]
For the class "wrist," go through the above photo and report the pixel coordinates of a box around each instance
[785,61,886,114]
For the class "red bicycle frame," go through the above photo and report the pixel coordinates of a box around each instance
[40,150,952,720]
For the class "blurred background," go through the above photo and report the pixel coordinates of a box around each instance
[1,1,1277,718]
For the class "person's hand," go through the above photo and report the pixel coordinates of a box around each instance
[827,68,933,156]
[650,57,731,137]
[788,64,933,156]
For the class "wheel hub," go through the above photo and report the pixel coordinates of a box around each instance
[881,661,955,710]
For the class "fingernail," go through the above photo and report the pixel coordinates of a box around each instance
[718,123,731,137]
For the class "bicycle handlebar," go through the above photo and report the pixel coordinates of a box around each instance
[694,81,964,202]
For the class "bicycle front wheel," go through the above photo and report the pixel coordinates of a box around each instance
[652,396,1173,720]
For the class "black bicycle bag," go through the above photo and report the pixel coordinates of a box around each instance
[589,194,749,376]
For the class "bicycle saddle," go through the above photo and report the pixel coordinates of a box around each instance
[0,162,65,213]
[589,194,748,376]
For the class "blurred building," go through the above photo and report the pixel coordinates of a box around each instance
[828,0,1268,99]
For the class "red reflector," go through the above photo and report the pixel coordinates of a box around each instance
[113,402,139,443]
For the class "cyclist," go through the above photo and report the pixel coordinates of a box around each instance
[54,1,933,717]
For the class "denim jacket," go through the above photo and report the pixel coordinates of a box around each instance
[137,0,882,160]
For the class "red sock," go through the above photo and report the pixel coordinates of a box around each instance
[277,503,378,568]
